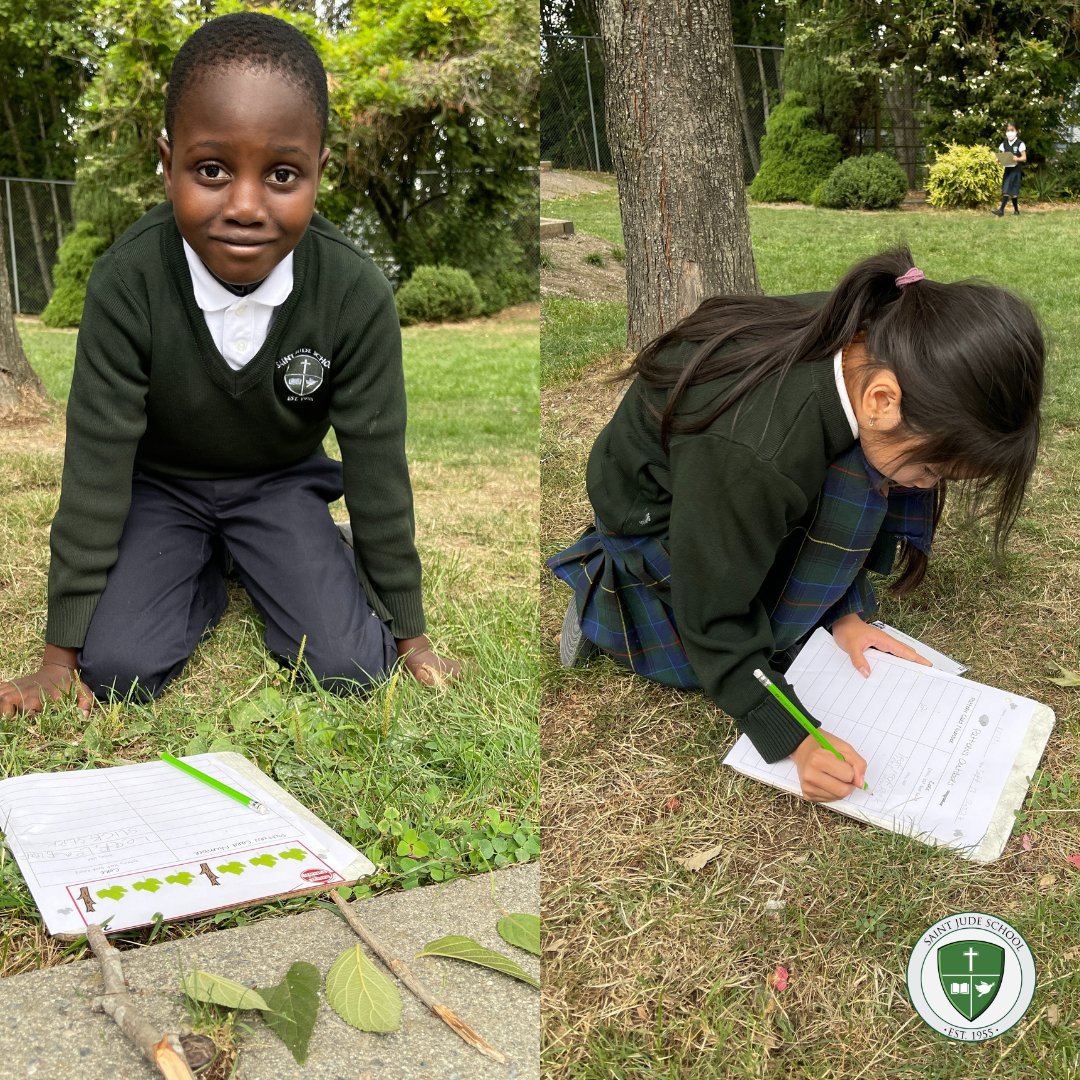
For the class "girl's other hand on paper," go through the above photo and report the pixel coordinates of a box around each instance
[791,729,867,802]
[830,613,932,677]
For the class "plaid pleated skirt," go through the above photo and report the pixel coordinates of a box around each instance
[545,519,700,688]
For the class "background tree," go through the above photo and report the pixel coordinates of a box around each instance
[597,0,759,350]
[0,206,46,417]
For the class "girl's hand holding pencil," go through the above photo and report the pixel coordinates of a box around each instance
[791,730,868,802]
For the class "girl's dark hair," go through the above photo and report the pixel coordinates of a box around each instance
[625,247,1044,593]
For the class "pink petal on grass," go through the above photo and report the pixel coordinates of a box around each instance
[1066,854,1080,870]
[1021,834,1033,851]
[771,964,789,991]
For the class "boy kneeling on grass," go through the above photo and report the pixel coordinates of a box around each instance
[0,13,458,719]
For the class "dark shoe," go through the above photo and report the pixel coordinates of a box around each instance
[991,208,1004,217]
[1013,209,1020,215]
[559,596,597,668]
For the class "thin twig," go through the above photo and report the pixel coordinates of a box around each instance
[85,924,195,1080]
[329,892,509,1063]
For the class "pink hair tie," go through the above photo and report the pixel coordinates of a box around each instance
[895,267,925,289]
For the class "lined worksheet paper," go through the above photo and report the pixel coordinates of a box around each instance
[724,629,1038,852]
[0,754,362,935]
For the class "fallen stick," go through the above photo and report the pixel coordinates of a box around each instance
[85,924,196,1080]
[329,891,508,1063]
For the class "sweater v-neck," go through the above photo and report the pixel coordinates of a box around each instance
[162,213,311,397]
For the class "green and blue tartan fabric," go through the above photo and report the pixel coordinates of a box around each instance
[547,443,935,687]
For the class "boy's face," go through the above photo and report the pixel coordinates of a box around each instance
[158,66,329,285]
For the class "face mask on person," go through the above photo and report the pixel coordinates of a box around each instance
[1006,129,1017,143]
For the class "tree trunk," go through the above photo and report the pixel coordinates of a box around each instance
[0,198,46,418]
[597,0,759,350]
[733,63,760,175]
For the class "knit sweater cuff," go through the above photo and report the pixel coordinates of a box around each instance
[381,589,427,640]
[45,595,100,651]
[741,683,820,764]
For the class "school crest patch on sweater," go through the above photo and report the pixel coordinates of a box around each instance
[276,349,329,403]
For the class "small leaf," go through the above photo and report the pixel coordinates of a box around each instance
[182,971,270,1011]
[1021,833,1033,851]
[497,913,540,956]
[770,964,789,992]
[325,944,401,1032]
[258,962,320,1065]
[1048,663,1080,687]
[676,841,725,872]
[1066,854,1080,870]
[417,935,539,989]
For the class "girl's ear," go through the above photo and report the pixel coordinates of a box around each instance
[157,137,174,199]
[860,370,903,431]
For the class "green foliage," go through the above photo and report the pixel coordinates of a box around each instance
[257,962,320,1065]
[818,153,909,211]
[1049,143,1080,200]
[40,223,107,327]
[394,264,482,326]
[473,268,537,317]
[497,912,540,955]
[926,143,1002,208]
[583,251,604,267]
[1021,166,1064,204]
[748,93,841,204]
[181,971,270,1011]
[417,934,540,988]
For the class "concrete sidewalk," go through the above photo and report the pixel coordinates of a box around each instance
[0,863,539,1079]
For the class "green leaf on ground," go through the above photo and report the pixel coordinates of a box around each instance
[417,935,540,989]
[181,971,270,1011]
[325,944,401,1032]
[497,913,540,956]
[1048,663,1080,687]
[258,961,320,1065]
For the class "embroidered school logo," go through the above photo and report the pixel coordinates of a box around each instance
[276,349,329,402]
[906,913,1035,1041]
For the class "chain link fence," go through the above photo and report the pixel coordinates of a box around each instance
[541,36,784,182]
[1,177,75,316]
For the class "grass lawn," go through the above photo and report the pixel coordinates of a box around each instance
[0,306,539,977]
[541,189,1080,1077]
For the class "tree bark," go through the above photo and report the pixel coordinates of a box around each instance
[597,0,759,350]
[0,195,46,418]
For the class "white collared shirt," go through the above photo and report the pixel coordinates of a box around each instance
[833,347,859,439]
[182,240,294,370]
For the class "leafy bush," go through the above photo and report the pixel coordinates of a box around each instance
[818,153,909,210]
[1050,143,1080,199]
[394,265,482,326]
[1021,166,1064,203]
[473,268,537,316]
[41,223,108,327]
[926,143,1002,208]
[748,92,841,203]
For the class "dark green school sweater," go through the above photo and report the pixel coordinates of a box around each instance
[47,202,424,648]
[586,334,859,763]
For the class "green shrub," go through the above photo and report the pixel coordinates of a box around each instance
[41,223,108,327]
[926,143,1002,208]
[748,92,841,203]
[583,251,605,267]
[818,153,909,210]
[1050,143,1080,199]
[473,268,537,316]
[394,265,482,326]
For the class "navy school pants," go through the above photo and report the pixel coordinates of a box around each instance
[78,455,398,701]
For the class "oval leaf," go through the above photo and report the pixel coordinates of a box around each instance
[257,961,320,1065]
[325,944,401,1033]
[497,913,540,956]
[181,970,270,1012]
[417,934,539,989]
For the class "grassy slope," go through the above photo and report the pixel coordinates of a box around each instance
[541,191,1080,1078]
[0,308,539,976]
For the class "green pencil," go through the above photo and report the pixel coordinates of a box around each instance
[752,669,871,794]
[160,751,267,814]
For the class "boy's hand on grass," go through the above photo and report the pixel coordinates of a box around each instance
[791,730,867,802]
[0,645,93,718]
[395,635,461,688]
[830,613,931,677]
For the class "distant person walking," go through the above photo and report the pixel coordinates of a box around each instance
[992,122,1026,216]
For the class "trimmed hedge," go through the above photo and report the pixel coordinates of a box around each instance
[394,265,482,326]
[748,92,841,204]
[41,223,108,327]
[926,144,1002,209]
[818,153,909,210]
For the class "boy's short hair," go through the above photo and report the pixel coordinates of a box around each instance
[165,12,329,143]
